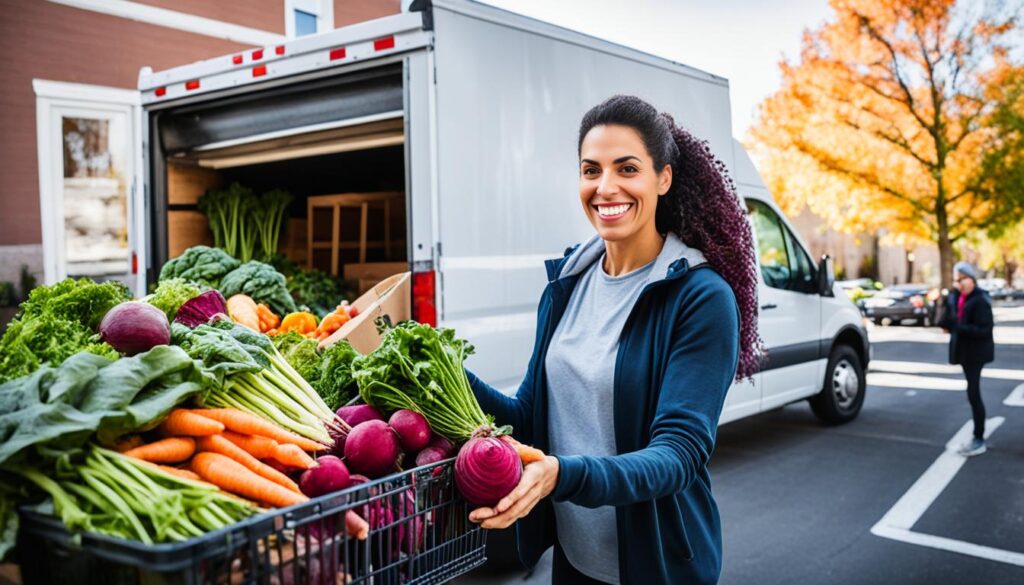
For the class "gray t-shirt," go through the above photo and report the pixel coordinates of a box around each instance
[545,253,655,584]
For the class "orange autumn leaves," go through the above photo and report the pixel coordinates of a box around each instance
[749,0,1024,285]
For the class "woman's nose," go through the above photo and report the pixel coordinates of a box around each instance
[596,173,619,196]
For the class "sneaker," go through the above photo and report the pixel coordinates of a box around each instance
[957,438,986,457]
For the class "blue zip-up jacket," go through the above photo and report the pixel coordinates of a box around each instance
[467,233,740,584]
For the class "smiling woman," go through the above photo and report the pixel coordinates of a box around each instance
[465,95,763,585]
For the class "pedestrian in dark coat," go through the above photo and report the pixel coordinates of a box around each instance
[938,261,994,456]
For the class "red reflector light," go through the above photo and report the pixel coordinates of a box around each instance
[232,54,243,65]
[252,49,263,60]
[275,45,285,55]
[131,252,138,275]
[374,36,395,51]
[412,271,437,327]
[154,87,166,97]
[329,47,346,60]
[185,80,200,90]
[252,64,267,77]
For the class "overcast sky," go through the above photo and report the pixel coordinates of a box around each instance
[477,0,834,140]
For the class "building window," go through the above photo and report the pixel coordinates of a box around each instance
[294,9,318,36]
[287,0,334,38]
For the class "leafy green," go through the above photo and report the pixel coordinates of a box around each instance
[316,340,359,411]
[147,278,202,321]
[354,320,490,441]
[272,332,321,385]
[288,269,346,318]
[0,279,129,383]
[269,333,358,410]
[159,246,240,289]
[219,260,297,317]
[0,345,207,465]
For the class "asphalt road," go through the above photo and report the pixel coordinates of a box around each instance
[458,303,1024,585]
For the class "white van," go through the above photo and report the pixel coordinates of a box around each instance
[133,0,869,425]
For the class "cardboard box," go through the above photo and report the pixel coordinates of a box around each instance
[344,262,408,295]
[318,272,410,354]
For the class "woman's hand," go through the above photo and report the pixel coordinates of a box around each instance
[468,455,559,529]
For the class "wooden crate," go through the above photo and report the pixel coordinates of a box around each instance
[307,192,405,276]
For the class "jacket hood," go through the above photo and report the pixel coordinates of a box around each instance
[552,232,708,284]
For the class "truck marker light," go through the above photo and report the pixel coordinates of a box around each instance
[155,87,166,97]
[252,65,267,77]
[329,47,346,60]
[275,45,285,55]
[252,49,264,60]
[185,80,200,90]
[374,36,395,51]
[232,54,243,65]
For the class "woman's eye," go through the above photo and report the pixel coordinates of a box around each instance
[622,165,638,173]
[583,167,598,176]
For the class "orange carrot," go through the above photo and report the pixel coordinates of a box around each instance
[271,443,317,470]
[221,432,279,459]
[157,465,203,482]
[112,435,144,453]
[345,510,369,540]
[194,408,327,452]
[191,452,308,508]
[157,409,225,436]
[124,437,196,463]
[500,435,545,464]
[197,435,301,493]
[255,303,280,333]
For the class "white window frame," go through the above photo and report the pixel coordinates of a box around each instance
[285,0,334,38]
[33,79,145,295]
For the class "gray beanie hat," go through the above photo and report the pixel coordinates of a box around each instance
[953,261,978,281]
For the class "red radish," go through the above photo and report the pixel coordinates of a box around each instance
[426,436,455,456]
[414,447,449,468]
[343,420,401,478]
[347,474,370,488]
[455,436,522,508]
[299,455,351,497]
[99,301,170,355]
[336,404,383,427]
[389,410,432,452]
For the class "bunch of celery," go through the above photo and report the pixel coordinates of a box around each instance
[17,446,255,544]
[172,321,345,444]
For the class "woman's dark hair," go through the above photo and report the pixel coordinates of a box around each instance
[578,94,763,380]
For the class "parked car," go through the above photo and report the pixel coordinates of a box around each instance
[862,284,938,326]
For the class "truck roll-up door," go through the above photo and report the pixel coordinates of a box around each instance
[156,63,403,154]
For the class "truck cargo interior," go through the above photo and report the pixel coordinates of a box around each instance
[149,65,409,291]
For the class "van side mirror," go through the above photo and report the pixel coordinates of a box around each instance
[818,255,835,297]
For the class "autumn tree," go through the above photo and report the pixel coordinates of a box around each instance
[750,0,1024,287]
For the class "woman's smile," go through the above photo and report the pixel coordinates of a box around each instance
[593,201,635,222]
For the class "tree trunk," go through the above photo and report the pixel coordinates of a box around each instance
[937,231,954,289]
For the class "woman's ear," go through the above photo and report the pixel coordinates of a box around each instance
[658,163,672,196]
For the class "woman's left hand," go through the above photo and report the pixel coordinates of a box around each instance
[468,455,559,529]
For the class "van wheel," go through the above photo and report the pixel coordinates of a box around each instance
[810,345,865,425]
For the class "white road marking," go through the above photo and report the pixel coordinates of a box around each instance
[868,372,966,391]
[870,417,1024,566]
[870,360,1024,381]
[1004,383,1024,407]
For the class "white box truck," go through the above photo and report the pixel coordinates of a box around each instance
[135,0,869,426]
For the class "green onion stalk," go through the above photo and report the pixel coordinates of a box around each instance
[16,446,257,544]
